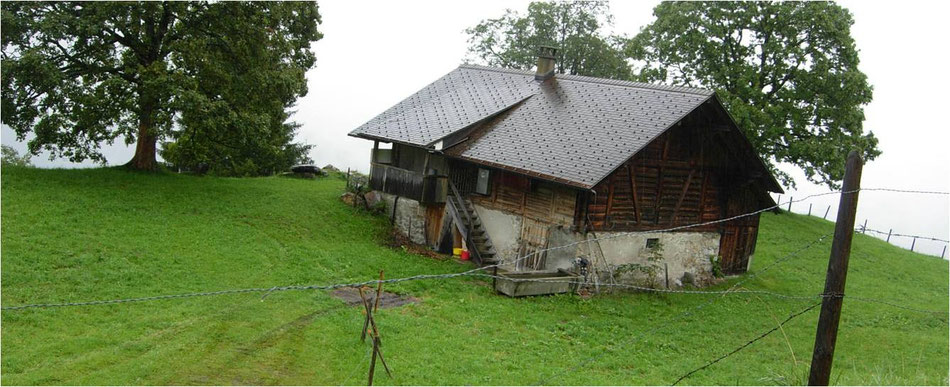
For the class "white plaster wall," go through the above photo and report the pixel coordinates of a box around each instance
[472,203,522,269]
[582,231,721,288]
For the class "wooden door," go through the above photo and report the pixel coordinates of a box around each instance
[719,224,758,274]
[518,218,550,271]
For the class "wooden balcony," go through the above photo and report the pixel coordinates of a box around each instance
[369,162,447,204]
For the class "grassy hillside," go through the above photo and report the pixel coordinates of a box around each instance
[2,166,947,385]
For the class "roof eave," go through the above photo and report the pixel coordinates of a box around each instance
[708,93,784,193]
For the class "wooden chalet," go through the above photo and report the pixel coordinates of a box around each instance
[350,48,782,278]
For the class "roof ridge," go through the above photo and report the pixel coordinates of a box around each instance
[457,63,713,96]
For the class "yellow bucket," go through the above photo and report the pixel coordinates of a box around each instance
[452,248,463,256]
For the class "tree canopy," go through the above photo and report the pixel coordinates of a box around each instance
[1,1,322,174]
[629,1,878,188]
[465,1,630,80]
[465,1,879,189]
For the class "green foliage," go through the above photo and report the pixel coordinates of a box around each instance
[0,145,32,167]
[464,1,630,80]
[709,255,724,278]
[1,2,322,172]
[646,239,665,262]
[628,2,879,189]
[1,166,947,385]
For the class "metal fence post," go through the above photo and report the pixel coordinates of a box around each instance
[823,205,831,220]
[788,197,793,212]
[808,151,863,386]
[808,203,813,216]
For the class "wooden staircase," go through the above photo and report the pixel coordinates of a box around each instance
[447,182,498,265]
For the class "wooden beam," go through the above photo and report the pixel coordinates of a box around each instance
[605,180,615,226]
[627,163,641,224]
[655,135,670,225]
[670,169,695,225]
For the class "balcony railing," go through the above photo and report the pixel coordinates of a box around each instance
[369,163,447,204]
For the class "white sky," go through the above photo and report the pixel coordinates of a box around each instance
[2,0,948,256]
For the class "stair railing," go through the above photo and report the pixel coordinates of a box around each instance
[447,180,483,265]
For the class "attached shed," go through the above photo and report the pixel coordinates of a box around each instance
[350,49,782,286]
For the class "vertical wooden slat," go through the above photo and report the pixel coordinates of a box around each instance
[627,163,641,224]
[670,169,695,225]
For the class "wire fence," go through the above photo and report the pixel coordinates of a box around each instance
[1,187,948,385]
[775,189,949,258]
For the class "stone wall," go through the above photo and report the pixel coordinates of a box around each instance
[376,191,722,288]
[584,231,721,288]
[378,192,429,246]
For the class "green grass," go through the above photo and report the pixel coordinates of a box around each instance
[2,166,947,385]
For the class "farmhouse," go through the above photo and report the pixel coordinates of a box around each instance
[349,48,782,287]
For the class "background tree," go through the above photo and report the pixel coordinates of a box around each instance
[465,1,630,80]
[1,1,322,173]
[1,144,32,167]
[629,1,879,188]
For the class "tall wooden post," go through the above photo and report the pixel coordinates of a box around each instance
[808,151,863,386]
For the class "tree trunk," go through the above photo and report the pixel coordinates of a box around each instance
[127,118,158,171]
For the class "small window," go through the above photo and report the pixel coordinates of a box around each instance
[646,238,660,249]
[475,168,491,195]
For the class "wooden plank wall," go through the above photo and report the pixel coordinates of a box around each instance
[471,170,576,227]
[586,125,725,232]
[584,118,771,273]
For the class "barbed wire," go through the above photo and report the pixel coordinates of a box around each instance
[0,191,846,312]
[859,227,949,243]
[535,232,832,385]
[468,273,823,300]
[847,296,949,317]
[670,301,822,385]
[4,187,941,317]
[861,188,950,195]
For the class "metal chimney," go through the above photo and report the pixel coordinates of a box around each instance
[535,46,558,81]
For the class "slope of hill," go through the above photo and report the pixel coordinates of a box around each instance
[2,166,947,385]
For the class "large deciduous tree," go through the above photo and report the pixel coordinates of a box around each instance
[465,1,630,80]
[1,1,322,173]
[629,1,879,188]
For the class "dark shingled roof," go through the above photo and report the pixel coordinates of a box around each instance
[349,66,538,146]
[350,64,777,190]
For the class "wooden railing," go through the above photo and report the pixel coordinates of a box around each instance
[369,163,447,204]
[447,180,483,265]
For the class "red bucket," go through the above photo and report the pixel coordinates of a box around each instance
[460,249,470,261]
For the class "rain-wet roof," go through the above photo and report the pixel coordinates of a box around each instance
[349,64,774,190]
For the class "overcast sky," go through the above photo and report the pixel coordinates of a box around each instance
[2,0,948,256]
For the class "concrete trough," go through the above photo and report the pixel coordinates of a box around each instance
[493,269,582,297]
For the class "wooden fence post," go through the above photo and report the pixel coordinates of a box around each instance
[808,151,863,386]
[861,219,867,234]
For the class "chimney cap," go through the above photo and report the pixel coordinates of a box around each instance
[538,45,558,59]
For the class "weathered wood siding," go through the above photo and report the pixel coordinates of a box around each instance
[472,170,576,227]
[583,119,770,273]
